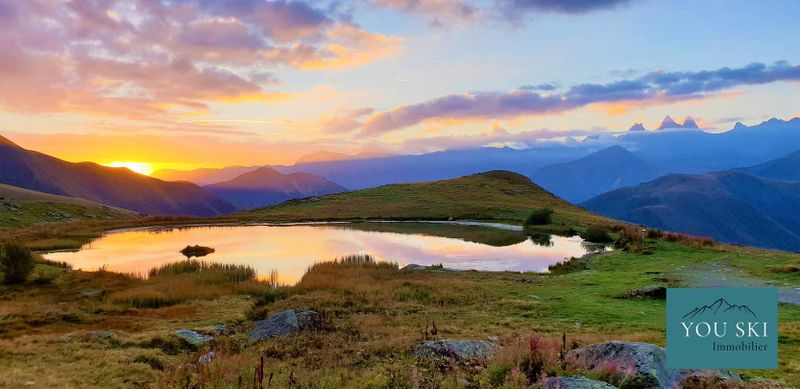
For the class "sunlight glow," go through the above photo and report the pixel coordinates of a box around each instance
[103,161,154,176]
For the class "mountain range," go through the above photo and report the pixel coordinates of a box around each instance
[582,156,800,251]
[205,167,347,209]
[0,135,235,217]
[530,146,664,203]
[734,149,800,181]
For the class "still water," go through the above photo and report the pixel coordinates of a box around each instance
[43,222,602,284]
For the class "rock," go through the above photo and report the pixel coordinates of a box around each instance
[173,329,213,345]
[198,351,216,365]
[629,285,666,299]
[59,335,71,342]
[87,331,116,339]
[297,310,323,331]
[248,309,300,343]
[412,339,495,361]
[679,370,742,387]
[541,376,617,388]
[567,341,741,389]
[79,289,101,297]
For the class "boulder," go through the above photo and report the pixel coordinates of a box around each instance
[173,329,213,345]
[297,310,323,331]
[629,285,666,299]
[567,341,741,389]
[412,339,495,361]
[248,309,300,343]
[541,376,617,389]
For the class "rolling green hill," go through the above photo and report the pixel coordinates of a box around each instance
[0,183,137,227]
[241,170,615,227]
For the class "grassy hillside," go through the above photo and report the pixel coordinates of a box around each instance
[241,170,615,228]
[0,183,137,227]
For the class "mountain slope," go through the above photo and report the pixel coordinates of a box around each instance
[531,146,663,203]
[206,167,347,209]
[242,170,615,226]
[0,183,137,227]
[152,165,261,186]
[582,171,800,251]
[0,135,235,216]
[735,149,800,181]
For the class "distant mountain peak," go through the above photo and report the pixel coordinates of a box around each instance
[657,115,681,130]
[733,121,748,130]
[628,123,646,132]
[682,116,699,129]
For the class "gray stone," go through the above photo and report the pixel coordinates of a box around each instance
[412,339,495,361]
[173,329,213,345]
[248,309,299,343]
[296,310,323,331]
[198,351,216,365]
[567,341,741,389]
[79,289,101,297]
[87,331,116,339]
[541,376,617,389]
[629,285,666,299]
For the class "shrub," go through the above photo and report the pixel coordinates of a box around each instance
[579,226,613,244]
[482,362,513,387]
[525,208,554,226]
[1,242,35,284]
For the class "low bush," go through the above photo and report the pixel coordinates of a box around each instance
[525,208,554,226]
[579,226,613,244]
[663,232,714,247]
[1,242,35,284]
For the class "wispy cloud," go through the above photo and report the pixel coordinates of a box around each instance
[362,61,800,134]
[0,0,400,120]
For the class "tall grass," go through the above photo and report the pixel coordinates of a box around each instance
[297,254,399,290]
[110,260,264,308]
[148,260,255,283]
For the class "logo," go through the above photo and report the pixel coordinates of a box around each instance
[667,288,777,369]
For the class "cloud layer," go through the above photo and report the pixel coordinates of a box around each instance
[362,61,800,134]
[0,0,399,120]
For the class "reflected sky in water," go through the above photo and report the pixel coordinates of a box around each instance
[44,224,599,284]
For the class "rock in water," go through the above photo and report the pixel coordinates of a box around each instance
[248,309,299,343]
[542,376,616,389]
[412,339,495,361]
[173,329,213,345]
[567,341,741,389]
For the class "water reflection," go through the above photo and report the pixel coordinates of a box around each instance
[44,223,604,284]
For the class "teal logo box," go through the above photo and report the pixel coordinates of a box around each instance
[667,288,777,369]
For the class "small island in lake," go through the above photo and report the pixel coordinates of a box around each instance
[180,244,215,258]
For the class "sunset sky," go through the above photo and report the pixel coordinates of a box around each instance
[1,0,799,173]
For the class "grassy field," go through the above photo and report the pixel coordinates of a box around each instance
[0,183,137,227]
[1,238,798,388]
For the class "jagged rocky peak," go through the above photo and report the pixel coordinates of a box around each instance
[628,122,647,132]
[656,115,681,130]
[682,116,699,129]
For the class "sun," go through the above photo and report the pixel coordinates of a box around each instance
[103,161,154,176]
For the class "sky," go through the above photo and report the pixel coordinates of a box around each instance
[1,0,799,174]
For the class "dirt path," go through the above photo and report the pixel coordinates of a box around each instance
[677,259,800,305]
